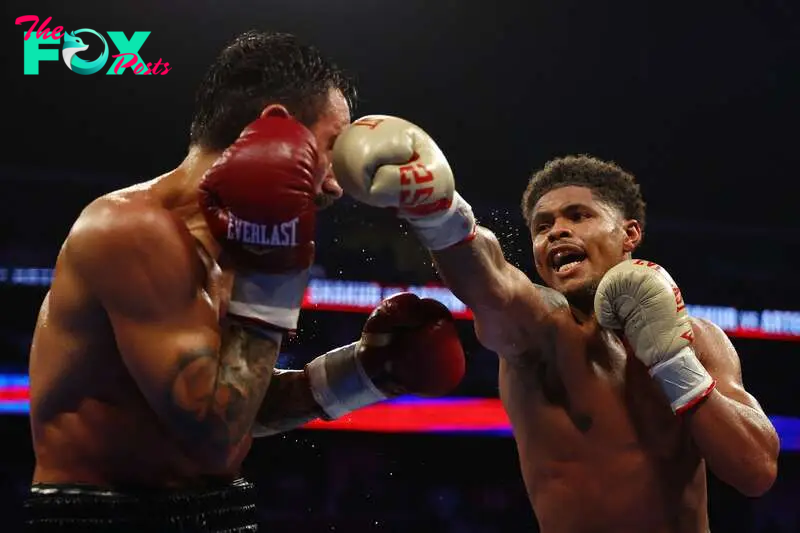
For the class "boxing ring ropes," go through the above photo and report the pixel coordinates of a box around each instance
[2,269,799,451]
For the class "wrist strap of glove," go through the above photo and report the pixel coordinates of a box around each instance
[649,346,717,414]
[409,192,477,251]
[306,341,387,420]
[226,269,310,332]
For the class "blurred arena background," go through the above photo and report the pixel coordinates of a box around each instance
[1,0,799,531]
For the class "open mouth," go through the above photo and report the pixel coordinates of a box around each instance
[548,247,587,275]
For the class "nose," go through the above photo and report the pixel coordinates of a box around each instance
[546,219,573,242]
[321,168,343,198]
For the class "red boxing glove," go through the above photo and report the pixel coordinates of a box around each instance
[306,293,466,420]
[199,114,320,332]
[360,292,466,395]
[199,114,319,272]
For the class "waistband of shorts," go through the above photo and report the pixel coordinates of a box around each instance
[29,476,253,499]
[24,477,258,532]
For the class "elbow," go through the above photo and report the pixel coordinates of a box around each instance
[711,423,781,498]
[734,448,779,498]
[738,459,777,498]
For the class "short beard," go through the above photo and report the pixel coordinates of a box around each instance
[562,278,600,317]
[314,192,336,211]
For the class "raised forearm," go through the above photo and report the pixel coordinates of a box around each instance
[432,226,566,356]
[253,369,325,436]
[687,390,779,496]
[170,322,278,466]
[431,226,511,311]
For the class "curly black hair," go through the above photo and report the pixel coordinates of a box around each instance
[521,155,646,235]
[189,30,356,152]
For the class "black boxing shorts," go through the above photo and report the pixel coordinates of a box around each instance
[23,477,259,532]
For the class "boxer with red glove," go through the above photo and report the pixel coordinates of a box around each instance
[26,31,375,532]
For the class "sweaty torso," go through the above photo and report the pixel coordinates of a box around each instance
[28,187,248,488]
[500,310,708,533]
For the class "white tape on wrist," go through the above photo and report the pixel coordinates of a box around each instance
[410,192,477,251]
[226,269,310,331]
[306,341,387,420]
[649,346,716,414]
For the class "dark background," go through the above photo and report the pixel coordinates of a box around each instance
[1,0,799,531]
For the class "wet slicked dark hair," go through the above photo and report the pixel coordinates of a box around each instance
[189,30,356,152]
[521,155,646,235]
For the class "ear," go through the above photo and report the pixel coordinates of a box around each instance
[622,219,642,253]
[260,104,290,119]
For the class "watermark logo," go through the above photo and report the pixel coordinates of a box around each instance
[16,15,171,75]
[62,29,108,75]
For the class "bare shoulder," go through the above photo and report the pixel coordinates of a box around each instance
[64,194,202,312]
[433,225,569,357]
[67,194,194,272]
[529,282,570,311]
[478,271,569,359]
[506,274,570,332]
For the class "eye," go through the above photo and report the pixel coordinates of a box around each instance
[534,223,550,233]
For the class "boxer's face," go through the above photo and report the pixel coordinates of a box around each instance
[530,185,640,306]
[308,89,351,209]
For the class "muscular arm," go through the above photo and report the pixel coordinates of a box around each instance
[171,322,279,454]
[252,369,325,437]
[68,200,276,470]
[687,318,779,497]
[431,226,567,355]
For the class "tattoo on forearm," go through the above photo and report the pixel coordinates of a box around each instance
[167,322,278,454]
[255,369,325,435]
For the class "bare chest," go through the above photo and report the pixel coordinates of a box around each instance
[500,319,688,460]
